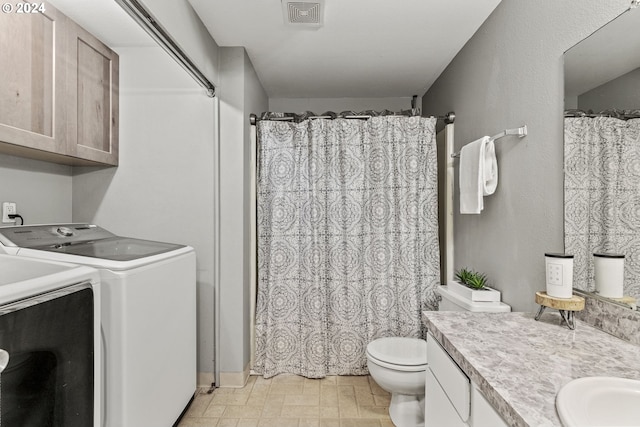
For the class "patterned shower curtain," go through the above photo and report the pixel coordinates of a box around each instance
[564,116,640,298]
[254,113,440,378]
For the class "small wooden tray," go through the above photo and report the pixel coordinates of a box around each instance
[535,291,585,312]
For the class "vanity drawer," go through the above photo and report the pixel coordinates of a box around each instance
[427,332,470,421]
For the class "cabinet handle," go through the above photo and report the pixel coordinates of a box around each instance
[0,349,9,373]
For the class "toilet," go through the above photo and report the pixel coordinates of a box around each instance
[366,285,511,427]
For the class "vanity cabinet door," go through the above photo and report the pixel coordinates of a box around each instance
[426,368,468,427]
[470,386,508,427]
[0,3,67,157]
[65,20,119,166]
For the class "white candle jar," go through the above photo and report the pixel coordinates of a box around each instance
[594,253,625,298]
[545,253,574,298]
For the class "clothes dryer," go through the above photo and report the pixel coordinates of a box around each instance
[0,254,101,427]
[0,224,196,427]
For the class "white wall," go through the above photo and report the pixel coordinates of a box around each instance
[422,0,629,311]
[0,155,72,224]
[269,97,417,114]
[72,46,217,384]
[218,46,268,386]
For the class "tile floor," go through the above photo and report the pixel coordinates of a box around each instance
[178,374,394,427]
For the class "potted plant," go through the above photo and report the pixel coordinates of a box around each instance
[449,267,501,302]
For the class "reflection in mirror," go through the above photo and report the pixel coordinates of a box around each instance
[564,5,640,309]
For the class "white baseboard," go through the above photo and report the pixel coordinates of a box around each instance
[197,371,215,388]
[218,363,251,388]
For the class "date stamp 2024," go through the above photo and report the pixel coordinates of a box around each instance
[2,2,46,14]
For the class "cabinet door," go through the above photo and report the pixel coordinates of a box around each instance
[426,368,469,427]
[66,21,119,165]
[0,3,67,155]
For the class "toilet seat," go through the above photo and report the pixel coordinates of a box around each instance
[367,337,427,372]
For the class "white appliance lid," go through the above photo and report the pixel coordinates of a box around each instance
[0,224,185,261]
[367,337,426,366]
[0,254,98,304]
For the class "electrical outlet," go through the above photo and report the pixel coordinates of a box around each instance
[2,202,17,223]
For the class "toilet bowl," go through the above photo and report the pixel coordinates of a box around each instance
[367,286,512,427]
[366,337,427,427]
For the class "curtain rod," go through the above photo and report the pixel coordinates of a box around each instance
[564,109,640,120]
[249,112,455,125]
[115,0,216,98]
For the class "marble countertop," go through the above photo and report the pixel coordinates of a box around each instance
[422,311,640,427]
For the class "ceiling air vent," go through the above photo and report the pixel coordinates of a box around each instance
[282,0,324,27]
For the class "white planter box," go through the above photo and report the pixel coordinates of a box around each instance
[448,280,501,302]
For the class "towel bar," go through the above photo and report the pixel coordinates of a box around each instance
[451,125,527,158]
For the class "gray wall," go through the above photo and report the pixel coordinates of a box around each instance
[72,46,217,383]
[422,0,629,311]
[578,67,640,112]
[0,155,72,225]
[218,47,268,382]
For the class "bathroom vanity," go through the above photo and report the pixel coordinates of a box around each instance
[422,311,640,427]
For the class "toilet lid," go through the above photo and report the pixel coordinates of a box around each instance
[367,337,427,366]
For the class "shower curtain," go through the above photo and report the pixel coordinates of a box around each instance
[254,112,440,378]
[564,116,640,298]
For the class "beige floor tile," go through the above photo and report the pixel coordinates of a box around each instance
[184,391,215,418]
[281,405,320,417]
[265,394,286,405]
[182,375,392,427]
[340,419,381,427]
[367,378,388,396]
[272,374,305,384]
[223,405,263,418]
[212,393,250,406]
[270,383,305,395]
[320,376,338,385]
[337,385,355,397]
[318,406,340,418]
[338,395,359,418]
[257,418,299,427]
[254,376,272,385]
[358,406,390,419]
[372,395,390,407]
[179,417,220,427]
[303,379,321,394]
[260,402,283,418]
[246,395,268,406]
[284,394,320,406]
[353,387,375,406]
[251,384,271,396]
[203,405,226,418]
[336,376,370,387]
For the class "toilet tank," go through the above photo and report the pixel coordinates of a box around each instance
[437,285,511,312]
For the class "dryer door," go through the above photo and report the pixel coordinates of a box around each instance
[0,282,95,427]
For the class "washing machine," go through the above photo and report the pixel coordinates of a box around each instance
[0,224,196,427]
[0,254,101,427]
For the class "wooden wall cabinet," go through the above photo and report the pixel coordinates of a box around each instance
[0,1,119,166]
[66,20,119,165]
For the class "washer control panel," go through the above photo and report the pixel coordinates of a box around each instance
[0,224,116,248]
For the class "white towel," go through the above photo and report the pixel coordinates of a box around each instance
[459,136,498,214]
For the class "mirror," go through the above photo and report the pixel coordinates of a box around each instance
[564,5,640,309]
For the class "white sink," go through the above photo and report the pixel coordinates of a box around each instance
[556,376,640,427]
